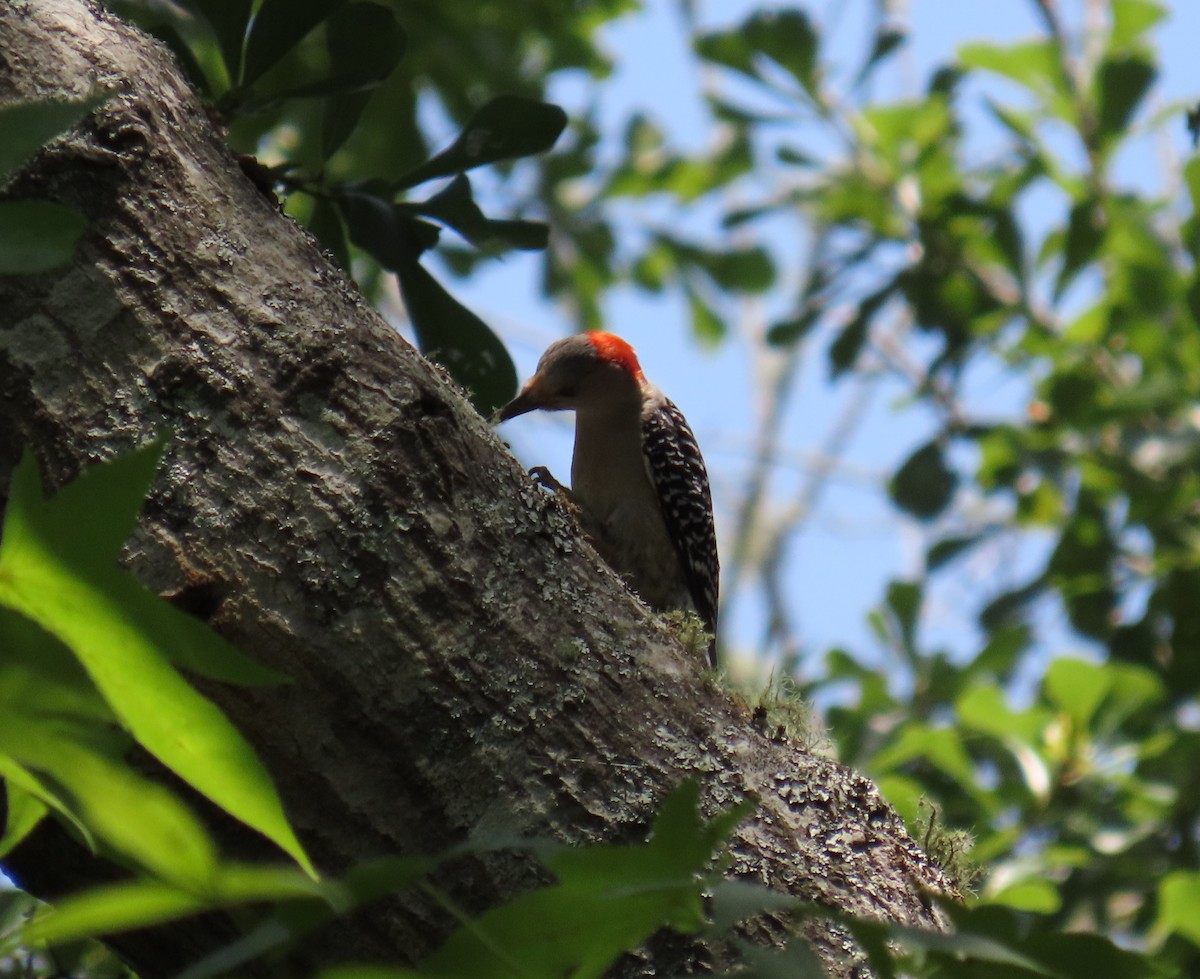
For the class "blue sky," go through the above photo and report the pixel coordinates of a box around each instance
[432,0,1200,677]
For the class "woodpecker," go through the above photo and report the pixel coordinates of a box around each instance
[497,331,719,665]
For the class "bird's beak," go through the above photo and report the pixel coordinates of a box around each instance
[494,378,543,422]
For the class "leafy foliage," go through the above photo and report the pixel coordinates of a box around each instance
[0,93,106,273]
[7,0,1200,975]
[77,0,582,414]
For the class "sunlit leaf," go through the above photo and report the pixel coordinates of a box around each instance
[0,449,313,876]
[958,40,1074,120]
[1157,871,1200,946]
[1111,0,1166,49]
[1044,658,1110,728]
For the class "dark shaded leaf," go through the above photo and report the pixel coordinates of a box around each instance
[697,11,820,98]
[1094,55,1156,154]
[307,197,351,269]
[926,534,980,570]
[322,92,372,161]
[1054,199,1103,300]
[829,284,893,376]
[979,578,1044,633]
[854,27,906,89]
[829,315,870,376]
[391,96,568,191]
[189,0,255,82]
[403,782,746,979]
[889,441,957,519]
[406,174,548,251]
[242,0,343,88]
[766,310,820,347]
[0,201,86,275]
[0,93,107,182]
[392,259,517,416]
[325,3,405,88]
[342,189,440,266]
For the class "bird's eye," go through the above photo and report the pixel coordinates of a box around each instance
[558,385,577,399]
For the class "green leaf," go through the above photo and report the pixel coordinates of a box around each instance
[343,187,440,265]
[0,715,217,887]
[958,41,1074,120]
[0,755,95,854]
[322,91,373,160]
[1094,55,1156,154]
[390,96,568,191]
[407,174,549,252]
[765,310,820,347]
[341,194,519,412]
[16,859,364,951]
[1111,0,1166,49]
[684,282,726,344]
[255,3,406,105]
[854,27,907,89]
[325,3,405,89]
[829,283,892,377]
[416,781,748,979]
[742,10,820,97]
[0,448,313,877]
[0,93,107,182]
[392,257,518,416]
[0,605,113,724]
[957,685,1052,745]
[885,580,922,658]
[889,441,957,519]
[985,879,1062,913]
[1157,871,1200,946]
[308,195,352,269]
[0,776,48,859]
[20,881,210,948]
[0,199,87,275]
[241,0,344,88]
[871,723,977,790]
[1044,658,1111,728]
[189,0,255,83]
[697,10,820,98]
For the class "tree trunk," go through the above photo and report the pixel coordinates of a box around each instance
[0,2,952,975]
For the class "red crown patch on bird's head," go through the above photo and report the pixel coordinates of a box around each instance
[585,331,644,381]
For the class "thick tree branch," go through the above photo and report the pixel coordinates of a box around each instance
[0,3,952,976]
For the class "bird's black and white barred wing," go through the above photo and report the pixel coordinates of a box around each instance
[640,394,720,646]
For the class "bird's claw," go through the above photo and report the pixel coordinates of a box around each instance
[528,465,566,494]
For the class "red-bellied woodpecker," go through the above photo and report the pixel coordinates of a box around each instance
[497,331,719,665]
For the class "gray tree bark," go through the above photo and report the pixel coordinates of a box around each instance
[0,2,952,976]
